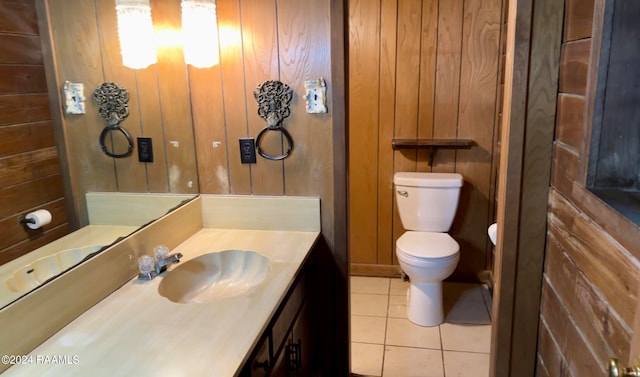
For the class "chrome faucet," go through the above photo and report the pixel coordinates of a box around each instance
[137,246,183,280]
[155,252,183,274]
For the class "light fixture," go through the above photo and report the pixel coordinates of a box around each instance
[181,0,220,68]
[115,0,157,69]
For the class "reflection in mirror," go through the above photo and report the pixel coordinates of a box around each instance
[0,2,201,310]
[587,0,640,224]
[0,193,196,309]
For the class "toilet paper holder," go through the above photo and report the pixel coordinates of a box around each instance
[19,217,36,226]
[19,209,52,230]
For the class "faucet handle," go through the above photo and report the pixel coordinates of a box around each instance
[138,255,157,280]
[138,255,155,273]
[153,245,170,262]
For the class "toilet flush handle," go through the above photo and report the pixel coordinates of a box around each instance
[397,190,408,197]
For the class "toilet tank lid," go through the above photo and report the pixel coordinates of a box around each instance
[397,232,459,258]
[394,172,463,188]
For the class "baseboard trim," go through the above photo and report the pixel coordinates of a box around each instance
[350,263,402,278]
[477,269,494,292]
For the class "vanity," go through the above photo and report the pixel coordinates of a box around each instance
[0,195,324,376]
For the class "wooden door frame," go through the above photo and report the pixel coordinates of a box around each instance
[330,0,350,375]
[491,0,564,376]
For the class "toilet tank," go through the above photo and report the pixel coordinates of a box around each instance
[394,172,464,232]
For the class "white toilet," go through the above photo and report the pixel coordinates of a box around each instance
[394,172,464,326]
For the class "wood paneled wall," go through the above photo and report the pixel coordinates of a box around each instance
[537,0,640,375]
[204,0,334,244]
[0,1,70,265]
[40,0,335,245]
[348,0,503,280]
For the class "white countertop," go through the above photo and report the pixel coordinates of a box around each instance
[3,228,319,377]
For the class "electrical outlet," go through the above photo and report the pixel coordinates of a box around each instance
[137,137,153,163]
[239,138,257,164]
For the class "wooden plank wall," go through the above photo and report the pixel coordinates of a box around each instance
[348,0,503,280]
[537,0,640,375]
[485,0,508,283]
[0,1,70,265]
[490,0,564,374]
[40,0,334,245]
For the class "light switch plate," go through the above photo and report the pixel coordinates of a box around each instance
[63,81,86,114]
[303,77,328,114]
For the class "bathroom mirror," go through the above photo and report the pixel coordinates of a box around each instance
[0,194,197,310]
[0,1,201,310]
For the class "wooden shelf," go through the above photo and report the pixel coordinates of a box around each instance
[392,138,474,149]
[391,138,474,165]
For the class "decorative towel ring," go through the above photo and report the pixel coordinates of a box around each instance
[94,82,134,158]
[98,125,134,158]
[256,126,294,161]
[253,80,294,160]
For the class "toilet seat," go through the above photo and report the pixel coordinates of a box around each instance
[396,231,459,260]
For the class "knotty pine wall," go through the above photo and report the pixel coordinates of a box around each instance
[40,0,335,245]
[537,0,640,375]
[348,0,503,280]
[0,1,70,265]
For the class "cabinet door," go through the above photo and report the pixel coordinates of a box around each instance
[271,302,313,377]
[245,335,271,377]
[291,302,313,376]
[272,272,305,355]
[270,332,289,377]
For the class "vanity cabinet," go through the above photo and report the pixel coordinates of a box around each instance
[239,255,318,377]
[270,301,313,377]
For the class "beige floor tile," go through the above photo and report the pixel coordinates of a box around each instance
[351,277,391,295]
[350,277,494,377]
[386,318,441,349]
[443,282,485,304]
[351,342,384,376]
[444,299,491,325]
[352,315,387,344]
[443,351,490,377]
[388,294,407,319]
[352,293,389,317]
[440,323,491,353]
[390,278,409,296]
[382,346,444,377]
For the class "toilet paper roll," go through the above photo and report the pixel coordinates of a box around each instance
[25,209,52,230]
[488,223,498,246]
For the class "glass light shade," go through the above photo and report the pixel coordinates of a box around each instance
[181,0,220,68]
[115,0,157,69]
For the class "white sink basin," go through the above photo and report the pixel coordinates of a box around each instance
[5,245,104,293]
[158,250,270,304]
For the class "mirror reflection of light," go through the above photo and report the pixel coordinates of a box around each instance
[154,29,183,48]
[181,0,219,68]
[115,0,157,69]
[218,25,241,49]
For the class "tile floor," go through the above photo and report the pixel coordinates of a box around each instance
[350,277,493,377]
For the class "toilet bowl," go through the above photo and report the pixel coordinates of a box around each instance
[396,231,460,326]
[394,172,464,327]
[488,223,498,245]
